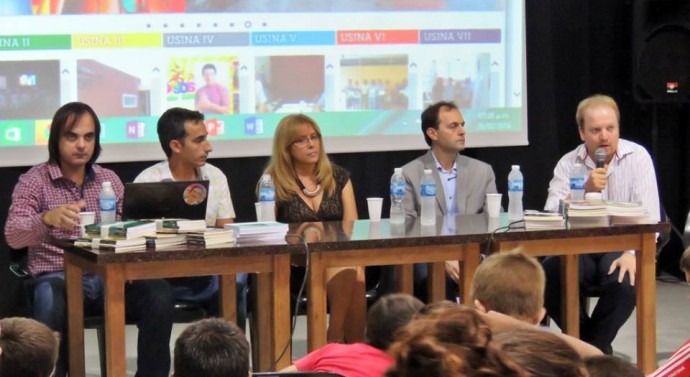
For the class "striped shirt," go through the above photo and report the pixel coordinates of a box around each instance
[4,163,124,276]
[544,139,660,222]
[134,160,235,226]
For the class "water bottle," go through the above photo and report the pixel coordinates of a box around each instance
[420,169,436,226]
[569,163,585,201]
[507,165,524,221]
[259,174,276,222]
[99,181,117,225]
[390,167,405,224]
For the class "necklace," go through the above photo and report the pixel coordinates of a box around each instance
[296,177,322,197]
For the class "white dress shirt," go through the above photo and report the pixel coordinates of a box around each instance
[544,138,660,223]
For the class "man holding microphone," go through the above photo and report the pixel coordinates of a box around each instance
[542,94,660,354]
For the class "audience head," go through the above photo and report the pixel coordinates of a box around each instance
[48,101,102,168]
[173,318,249,377]
[0,317,60,377]
[365,293,424,350]
[575,94,620,163]
[584,355,644,377]
[157,107,207,159]
[471,249,546,324]
[415,300,458,319]
[265,113,336,201]
[420,100,462,147]
[386,305,526,377]
[490,328,588,377]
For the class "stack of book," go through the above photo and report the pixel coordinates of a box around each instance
[186,228,235,246]
[85,220,157,240]
[74,236,147,253]
[606,201,654,225]
[225,221,289,243]
[523,211,565,230]
[564,201,609,228]
[156,219,208,233]
[145,233,188,249]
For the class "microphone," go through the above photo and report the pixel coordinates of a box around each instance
[595,147,607,169]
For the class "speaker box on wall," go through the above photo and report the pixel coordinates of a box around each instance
[633,0,690,103]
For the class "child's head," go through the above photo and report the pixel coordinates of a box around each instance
[365,293,424,350]
[584,355,644,377]
[0,317,61,377]
[173,318,249,377]
[471,249,546,324]
[385,305,526,377]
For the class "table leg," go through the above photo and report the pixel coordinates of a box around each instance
[103,265,127,377]
[65,255,85,377]
[561,254,580,337]
[428,262,446,302]
[256,270,272,371]
[460,244,481,304]
[307,252,327,351]
[271,254,291,370]
[637,233,657,374]
[395,264,413,295]
[219,274,237,323]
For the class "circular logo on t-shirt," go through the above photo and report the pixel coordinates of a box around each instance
[183,183,208,205]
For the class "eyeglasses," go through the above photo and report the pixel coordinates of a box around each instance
[292,133,321,148]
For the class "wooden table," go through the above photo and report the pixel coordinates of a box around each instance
[298,215,667,375]
[299,215,487,351]
[490,219,668,375]
[62,241,296,377]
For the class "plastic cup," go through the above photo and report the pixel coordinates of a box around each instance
[79,211,95,236]
[486,193,502,218]
[367,197,383,222]
[255,202,262,222]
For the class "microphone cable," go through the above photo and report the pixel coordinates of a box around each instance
[270,233,310,370]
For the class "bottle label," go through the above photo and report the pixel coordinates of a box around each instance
[570,177,585,190]
[508,179,523,192]
[421,183,436,197]
[99,197,116,211]
[390,182,405,197]
[259,187,275,201]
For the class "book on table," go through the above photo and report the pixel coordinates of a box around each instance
[186,228,235,246]
[523,210,565,230]
[84,220,157,240]
[74,237,147,252]
[145,233,188,248]
[155,219,208,233]
[224,221,288,238]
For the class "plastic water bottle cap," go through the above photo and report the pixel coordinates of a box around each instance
[394,167,402,173]
[102,181,112,187]
[511,165,520,170]
[423,168,432,174]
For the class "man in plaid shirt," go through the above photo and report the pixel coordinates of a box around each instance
[4,102,174,377]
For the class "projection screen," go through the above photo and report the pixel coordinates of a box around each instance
[0,0,526,167]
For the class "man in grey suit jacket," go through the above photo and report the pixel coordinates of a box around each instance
[402,100,497,301]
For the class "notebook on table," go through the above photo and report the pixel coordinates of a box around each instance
[122,180,210,221]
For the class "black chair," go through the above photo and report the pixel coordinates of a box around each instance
[253,373,345,377]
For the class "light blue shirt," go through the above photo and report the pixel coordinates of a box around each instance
[432,152,458,215]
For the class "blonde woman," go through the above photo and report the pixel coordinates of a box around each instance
[262,113,366,343]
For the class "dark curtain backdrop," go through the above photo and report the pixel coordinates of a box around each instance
[2,0,689,317]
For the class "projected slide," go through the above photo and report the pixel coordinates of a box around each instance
[0,0,526,166]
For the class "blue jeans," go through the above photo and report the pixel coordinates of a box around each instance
[31,271,174,377]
